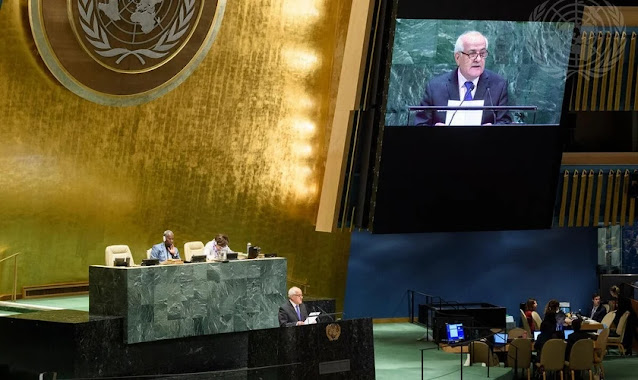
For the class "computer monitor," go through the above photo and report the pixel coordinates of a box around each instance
[494,333,508,345]
[190,254,206,263]
[559,302,570,314]
[446,323,465,342]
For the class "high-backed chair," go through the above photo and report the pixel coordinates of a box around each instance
[105,245,135,267]
[566,339,594,380]
[600,310,615,329]
[469,341,499,367]
[536,339,566,380]
[531,311,542,331]
[593,328,610,377]
[520,309,532,337]
[607,311,630,355]
[507,338,532,380]
[183,241,205,262]
[146,248,152,259]
[508,327,527,339]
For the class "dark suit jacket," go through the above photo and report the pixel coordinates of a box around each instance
[414,68,512,126]
[278,301,309,327]
[590,305,607,322]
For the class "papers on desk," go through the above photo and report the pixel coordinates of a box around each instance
[305,311,320,325]
[445,100,484,126]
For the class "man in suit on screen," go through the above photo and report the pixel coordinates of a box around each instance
[414,31,511,126]
[278,286,309,327]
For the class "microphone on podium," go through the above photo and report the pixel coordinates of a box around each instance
[486,86,497,124]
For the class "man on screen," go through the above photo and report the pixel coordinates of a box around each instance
[414,31,511,126]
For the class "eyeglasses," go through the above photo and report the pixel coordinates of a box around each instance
[292,293,303,298]
[459,50,489,60]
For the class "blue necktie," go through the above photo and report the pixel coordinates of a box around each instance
[295,305,301,320]
[463,81,474,101]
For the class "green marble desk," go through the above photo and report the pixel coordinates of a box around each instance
[89,258,287,344]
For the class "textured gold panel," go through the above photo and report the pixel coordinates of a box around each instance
[0,0,353,307]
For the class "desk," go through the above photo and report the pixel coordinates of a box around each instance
[580,322,604,331]
[89,258,287,343]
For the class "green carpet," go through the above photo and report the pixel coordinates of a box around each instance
[374,323,511,380]
[374,323,638,380]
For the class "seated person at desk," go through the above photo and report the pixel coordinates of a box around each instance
[525,298,538,331]
[534,312,561,354]
[565,318,592,360]
[413,31,511,126]
[278,286,309,327]
[150,230,180,263]
[609,284,636,355]
[589,293,607,322]
[204,233,233,261]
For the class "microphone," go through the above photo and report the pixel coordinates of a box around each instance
[448,82,474,126]
[486,86,497,124]
[313,305,335,322]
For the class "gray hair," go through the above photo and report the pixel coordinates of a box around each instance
[163,230,174,238]
[288,286,301,297]
[454,31,488,53]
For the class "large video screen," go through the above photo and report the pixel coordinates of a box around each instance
[384,19,574,126]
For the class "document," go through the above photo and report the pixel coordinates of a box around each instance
[305,311,320,325]
[445,100,484,126]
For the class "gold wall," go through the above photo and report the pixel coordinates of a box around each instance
[0,0,353,306]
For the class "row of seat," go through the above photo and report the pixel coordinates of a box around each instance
[104,241,210,266]
[470,330,607,380]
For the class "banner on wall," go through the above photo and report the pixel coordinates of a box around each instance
[28,0,226,106]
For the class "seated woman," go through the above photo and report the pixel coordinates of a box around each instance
[534,312,560,354]
[204,233,234,261]
[524,298,538,331]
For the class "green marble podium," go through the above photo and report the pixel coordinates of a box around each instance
[89,258,287,344]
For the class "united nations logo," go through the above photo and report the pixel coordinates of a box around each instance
[28,0,226,105]
[326,323,341,342]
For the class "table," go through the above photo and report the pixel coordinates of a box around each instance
[89,258,287,343]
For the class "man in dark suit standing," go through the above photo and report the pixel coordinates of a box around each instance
[414,31,511,126]
[589,293,607,322]
[278,286,309,327]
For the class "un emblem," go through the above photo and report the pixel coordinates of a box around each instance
[325,323,341,342]
[28,0,225,105]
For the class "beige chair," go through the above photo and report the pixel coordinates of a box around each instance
[507,338,532,380]
[520,309,532,338]
[593,328,610,378]
[603,304,610,313]
[531,311,542,331]
[508,327,527,339]
[146,248,152,259]
[566,338,594,380]
[469,341,499,367]
[607,311,630,355]
[536,339,566,380]
[183,241,205,262]
[600,310,615,329]
[105,245,135,267]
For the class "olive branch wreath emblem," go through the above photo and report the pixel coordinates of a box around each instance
[78,0,195,65]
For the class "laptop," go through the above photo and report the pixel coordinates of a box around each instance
[533,331,541,340]
[563,329,574,340]
[493,333,508,346]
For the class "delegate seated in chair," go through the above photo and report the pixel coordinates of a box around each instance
[150,230,180,263]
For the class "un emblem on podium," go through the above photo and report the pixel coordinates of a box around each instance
[29,0,226,105]
[326,323,341,342]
